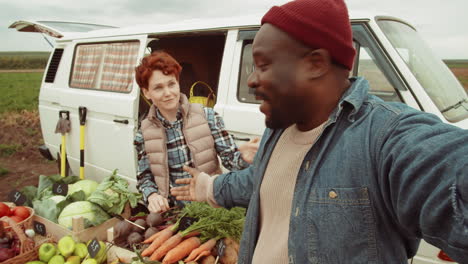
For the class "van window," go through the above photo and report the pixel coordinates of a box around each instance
[238,40,260,104]
[70,41,140,92]
[355,45,401,102]
[352,24,405,103]
[378,19,468,122]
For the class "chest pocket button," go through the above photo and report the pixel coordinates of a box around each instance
[329,190,338,199]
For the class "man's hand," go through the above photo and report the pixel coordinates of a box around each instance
[239,137,260,164]
[170,166,200,201]
[147,193,170,213]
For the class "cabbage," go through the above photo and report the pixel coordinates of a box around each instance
[87,170,141,215]
[33,195,68,223]
[68,180,99,199]
[49,195,66,204]
[58,201,110,229]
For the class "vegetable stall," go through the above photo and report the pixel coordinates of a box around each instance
[0,171,245,264]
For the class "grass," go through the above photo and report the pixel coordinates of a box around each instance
[0,165,8,176]
[446,63,468,69]
[0,72,43,113]
[0,51,50,70]
[0,144,21,157]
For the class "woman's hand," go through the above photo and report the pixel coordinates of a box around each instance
[239,137,260,164]
[147,193,170,213]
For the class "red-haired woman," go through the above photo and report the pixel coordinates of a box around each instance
[134,51,258,213]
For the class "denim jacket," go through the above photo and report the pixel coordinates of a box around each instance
[213,77,468,264]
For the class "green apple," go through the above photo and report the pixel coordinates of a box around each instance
[73,242,88,259]
[38,242,57,262]
[81,259,98,264]
[57,236,76,258]
[64,255,80,264]
[48,255,65,264]
[25,261,46,264]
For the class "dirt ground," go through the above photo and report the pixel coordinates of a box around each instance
[0,110,57,201]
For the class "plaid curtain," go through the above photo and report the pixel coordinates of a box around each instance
[100,42,140,92]
[70,44,103,88]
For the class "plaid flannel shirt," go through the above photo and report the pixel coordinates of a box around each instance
[135,107,249,204]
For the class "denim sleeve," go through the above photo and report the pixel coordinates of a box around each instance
[376,109,468,261]
[213,166,256,209]
[204,107,249,171]
[212,128,272,209]
[134,129,158,203]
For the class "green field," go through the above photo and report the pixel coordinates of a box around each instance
[0,53,465,114]
[0,51,50,70]
[0,72,43,113]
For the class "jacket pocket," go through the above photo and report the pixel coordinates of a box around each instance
[305,187,377,264]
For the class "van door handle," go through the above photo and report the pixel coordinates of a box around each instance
[233,136,250,141]
[113,119,129,124]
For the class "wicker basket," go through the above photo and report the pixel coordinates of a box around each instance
[0,216,51,264]
[2,205,34,232]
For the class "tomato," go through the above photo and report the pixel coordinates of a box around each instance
[0,202,11,217]
[11,206,30,221]
[9,215,23,223]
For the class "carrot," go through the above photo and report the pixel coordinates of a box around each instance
[194,251,212,262]
[143,224,174,244]
[183,230,201,238]
[185,238,217,262]
[141,225,176,257]
[149,232,184,261]
[162,236,201,264]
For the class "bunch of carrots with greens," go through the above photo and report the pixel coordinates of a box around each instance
[140,202,245,264]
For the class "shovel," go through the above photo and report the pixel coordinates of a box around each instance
[79,107,87,179]
[55,110,71,177]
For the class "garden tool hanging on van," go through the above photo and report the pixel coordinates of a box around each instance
[78,107,87,179]
[54,110,70,177]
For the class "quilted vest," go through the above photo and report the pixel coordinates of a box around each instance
[140,94,221,198]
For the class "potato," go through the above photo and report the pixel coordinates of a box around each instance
[133,218,147,233]
[114,220,133,238]
[146,212,164,227]
[144,227,159,240]
[127,232,143,247]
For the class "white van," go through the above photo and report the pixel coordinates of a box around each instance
[10,14,467,264]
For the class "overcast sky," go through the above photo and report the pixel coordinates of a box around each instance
[1,0,467,59]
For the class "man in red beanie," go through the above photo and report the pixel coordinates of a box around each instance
[172,0,468,263]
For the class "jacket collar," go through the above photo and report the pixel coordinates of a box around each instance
[328,76,370,123]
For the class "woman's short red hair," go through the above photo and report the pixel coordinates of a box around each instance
[135,51,182,89]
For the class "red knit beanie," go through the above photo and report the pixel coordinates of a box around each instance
[261,0,356,70]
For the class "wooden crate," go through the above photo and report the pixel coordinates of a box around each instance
[32,215,122,242]
[32,203,131,242]
[106,226,137,263]
[106,242,137,264]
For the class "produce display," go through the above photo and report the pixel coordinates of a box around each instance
[0,203,34,262]
[111,202,245,264]
[19,171,141,229]
[0,172,246,264]
[26,236,108,264]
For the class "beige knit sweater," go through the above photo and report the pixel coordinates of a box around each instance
[197,124,324,263]
[252,124,324,264]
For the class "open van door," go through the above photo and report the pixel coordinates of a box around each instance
[9,20,117,38]
[9,20,147,188]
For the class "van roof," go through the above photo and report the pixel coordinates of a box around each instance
[59,12,402,41]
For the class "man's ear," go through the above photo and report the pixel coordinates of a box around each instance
[302,49,332,79]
